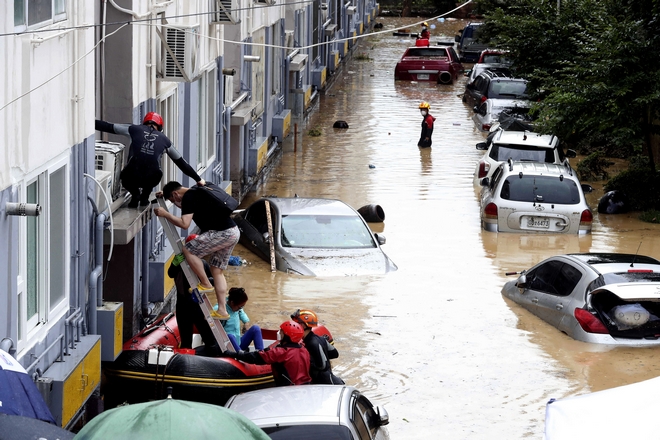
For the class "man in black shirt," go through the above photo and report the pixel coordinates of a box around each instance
[154,181,240,319]
[95,112,205,208]
[291,309,344,385]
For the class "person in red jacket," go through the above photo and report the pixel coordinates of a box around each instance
[418,102,436,148]
[221,321,311,386]
[420,22,430,40]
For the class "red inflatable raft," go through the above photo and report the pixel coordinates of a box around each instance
[102,313,333,408]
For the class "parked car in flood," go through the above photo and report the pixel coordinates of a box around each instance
[502,253,660,346]
[225,385,390,440]
[455,22,487,63]
[231,197,398,276]
[479,160,593,234]
[463,71,529,108]
[472,130,576,186]
[394,44,463,84]
[472,98,532,133]
[464,63,512,87]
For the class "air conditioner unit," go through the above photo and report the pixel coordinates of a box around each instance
[347,6,356,14]
[95,141,126,200]
[94,170,113,213]
[223,75,234,106]
[160,24,200,82]
[209,0,238,24]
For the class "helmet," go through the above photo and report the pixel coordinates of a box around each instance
[422,22,429,27]
[279,320,304,343]
[143,112,163,130]
[291,309,319,328]
[185,234,198,243]
[419,101,431,110]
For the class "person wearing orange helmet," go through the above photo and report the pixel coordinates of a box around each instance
[221,320,311,386]
[95,112,205,208]
[291,309,344,385]
[420,22,430,40]
[417,102,436,148]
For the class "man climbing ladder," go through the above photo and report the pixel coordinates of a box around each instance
[154,196,235,353]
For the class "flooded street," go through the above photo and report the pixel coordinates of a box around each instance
[223,18,660,438]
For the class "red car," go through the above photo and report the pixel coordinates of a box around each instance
[394,43,464,84]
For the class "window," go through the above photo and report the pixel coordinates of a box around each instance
[158,91,179,189]
[18,156,69,349]
[529,261,582,297]
[197,68,217,169]
[14,0,67,29]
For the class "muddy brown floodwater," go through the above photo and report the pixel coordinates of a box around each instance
[222,17,660,439]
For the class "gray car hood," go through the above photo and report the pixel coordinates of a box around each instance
[285,247,397,276]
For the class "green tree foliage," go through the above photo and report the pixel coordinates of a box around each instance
[475,0,660,166]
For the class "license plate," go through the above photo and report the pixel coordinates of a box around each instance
[417,74,429,80]
[527,217,550,229]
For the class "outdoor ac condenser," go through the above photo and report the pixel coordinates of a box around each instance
[94,170,112,213]
[94,141,125,200]
[209,0,238,24]
[160,24,201,82]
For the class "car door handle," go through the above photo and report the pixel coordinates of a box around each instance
[532,298,539,303]
[556,303,563,310]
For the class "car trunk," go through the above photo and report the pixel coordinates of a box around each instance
[590,285,660,339]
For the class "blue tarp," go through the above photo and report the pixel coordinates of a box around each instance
[0,349,56,424]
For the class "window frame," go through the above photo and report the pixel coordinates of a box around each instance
[157,90,179,190]
[197,67,217,170]
[17,153,70,352]
[14,0,67,31]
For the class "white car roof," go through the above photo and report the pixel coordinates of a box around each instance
[505,161,573,177]
[492,130,558,148]
[226,385,351,427]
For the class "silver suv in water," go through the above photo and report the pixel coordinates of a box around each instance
[479,160,593,235]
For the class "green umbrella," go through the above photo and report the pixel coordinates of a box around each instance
[74,397,270,440]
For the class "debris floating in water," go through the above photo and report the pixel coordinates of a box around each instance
[369,164,376,169]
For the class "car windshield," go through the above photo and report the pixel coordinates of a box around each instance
[489,81,528,99]
[490,145,555,163]
[262,424,353,440]
[281,215,376,248]
[500,175,581,204]
[406,48,448,57]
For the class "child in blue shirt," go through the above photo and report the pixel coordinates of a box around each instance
[215,287,264,352]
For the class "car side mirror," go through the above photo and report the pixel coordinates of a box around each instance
[262,232,270,243]
[376,405,390,426]
[374,233,386,245]
[515,273,527,289]
[464,69,472,77]
[476,142,488,151]
[566,149,577,158]
[581,184,593,193]
[455,35,461,42]
[473,106,479,113]
[480,177,490,187]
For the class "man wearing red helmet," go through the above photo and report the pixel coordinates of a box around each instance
[220,320,311,386]
[95,112,205,208]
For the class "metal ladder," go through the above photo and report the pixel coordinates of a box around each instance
[155,197,235,353]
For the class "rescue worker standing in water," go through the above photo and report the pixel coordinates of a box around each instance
[418,102,436,148]
[420,22,430,40]
[95,112,205,208]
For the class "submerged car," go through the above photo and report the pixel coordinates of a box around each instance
[502,253,660,346]
[225,385,390,440]
[455,22,487,63]
[472,130,576,185]
[479,160,593,234]
[463,71,529,108]
[232,197,397,276]
[394,44,463,84]
[472,98,531,133]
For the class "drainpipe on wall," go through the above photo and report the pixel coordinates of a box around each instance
[141,222,153,318]
[88,213,106,334]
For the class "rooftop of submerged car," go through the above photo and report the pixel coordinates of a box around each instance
[260,197,358,217]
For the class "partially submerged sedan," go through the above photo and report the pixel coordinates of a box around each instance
[232,197,397,276]
[502,253,660,346]
[394,44,463,84]
[479,160,593,234]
